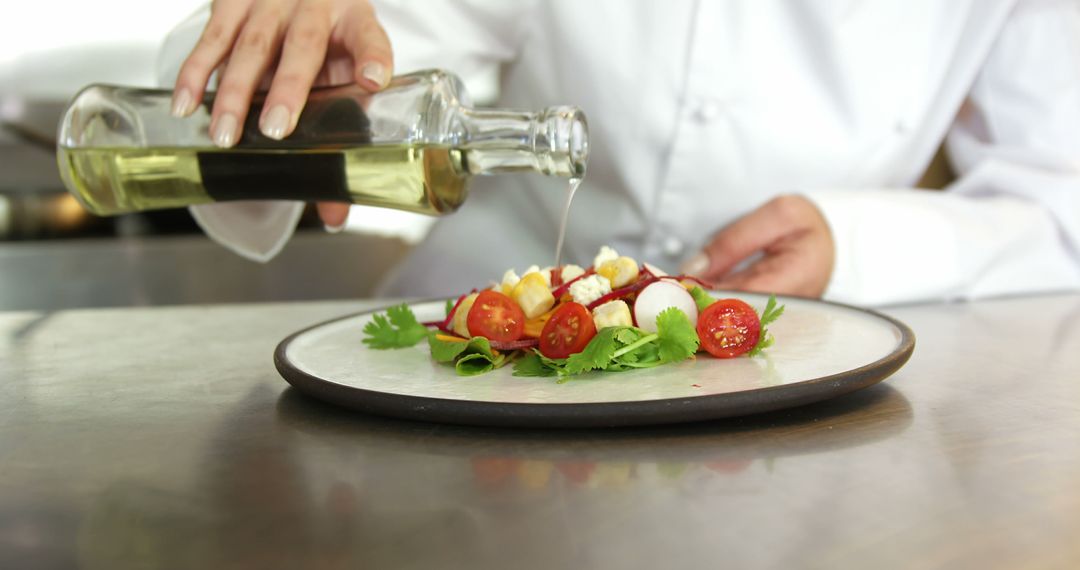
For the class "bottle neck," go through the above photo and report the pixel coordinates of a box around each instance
[458,106,588,178]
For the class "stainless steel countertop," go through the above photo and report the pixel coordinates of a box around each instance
[0,232,411,311]
[3,293,1079,569]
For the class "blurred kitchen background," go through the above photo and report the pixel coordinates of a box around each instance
[0,0,478,311]
[1,2,951,312]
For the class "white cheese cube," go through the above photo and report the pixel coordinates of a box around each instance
[452,293,479,337]
[522,265,551,288]
[500,269,521,295]
[592,300,633,329]
[512,273,555,318]
[597,256,639,288]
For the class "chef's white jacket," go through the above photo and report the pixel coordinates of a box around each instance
[159,0,1080,306]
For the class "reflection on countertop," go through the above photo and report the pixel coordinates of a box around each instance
[2,289,1079,568]
[61,383,913,570]
[0,230,412,310]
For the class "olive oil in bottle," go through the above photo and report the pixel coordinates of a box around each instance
[58,144,469,216]
[57,71,587,217]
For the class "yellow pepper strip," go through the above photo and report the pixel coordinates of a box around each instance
[523,306,559,338]
[435,332,498,355]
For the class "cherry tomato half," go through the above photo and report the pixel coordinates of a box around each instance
[539,302,597,358]
[696,299,761,358]
[467,290,526,342]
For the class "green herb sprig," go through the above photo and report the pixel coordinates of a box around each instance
[748,295,785,357]
[361,303,430,349]
[513,307,699,380]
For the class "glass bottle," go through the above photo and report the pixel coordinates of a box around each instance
[57,69,588,216]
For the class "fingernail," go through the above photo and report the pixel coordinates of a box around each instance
[324,221,346,234]
[680,252,710,276]
[361,62,387,88]
[212,113,238,148]
[171,88,194,117]
[260,105,291,140]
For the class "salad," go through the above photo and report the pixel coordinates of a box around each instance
[362,246,784,379]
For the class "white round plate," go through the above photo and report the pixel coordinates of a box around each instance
[274,293,914,428]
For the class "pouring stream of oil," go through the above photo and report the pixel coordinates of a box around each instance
[553,176,582,269]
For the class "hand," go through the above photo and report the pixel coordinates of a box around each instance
[681,195,835,298]
[171,0,394,229]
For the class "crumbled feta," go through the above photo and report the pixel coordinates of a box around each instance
[500,269,521,293]
[593,246,619,269]
[561,264,586,283]
[569,274,612,306]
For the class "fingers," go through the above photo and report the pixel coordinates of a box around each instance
[713,242,831,297]
[211,0,295,147]
[713,249,804,295]
[172,0,255,118]
[340,2,394,91]
[318,203,350,231]
[259,0,333,139]
[690,195,805,282]
[176,0,391,148]
[710,199,836,297]
[317,55,359,86]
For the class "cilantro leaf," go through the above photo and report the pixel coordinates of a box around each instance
[614,328,641,345]
[609,327,651,367]
[362,304,431,349]
[536,352,567,370]
[759,295,785,326]
[748,295,785,358]
[512,352,559,377]
[655,307,700,363]
[689,286,717,312]
[521,309,701,380]
[445,298,455,317]
[564,328,621,375]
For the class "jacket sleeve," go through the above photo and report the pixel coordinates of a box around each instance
[807,0,1080,306]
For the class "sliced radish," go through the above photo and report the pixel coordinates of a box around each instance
[633,280,699,333]
[642,262,668,278]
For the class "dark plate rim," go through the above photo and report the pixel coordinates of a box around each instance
[274,294,916,428]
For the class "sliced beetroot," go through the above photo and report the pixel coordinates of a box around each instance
[668,274,716,289]
[585,276,660,310]
[487,338,540,351]
[429,290,479,333]
[550,266,563,288]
